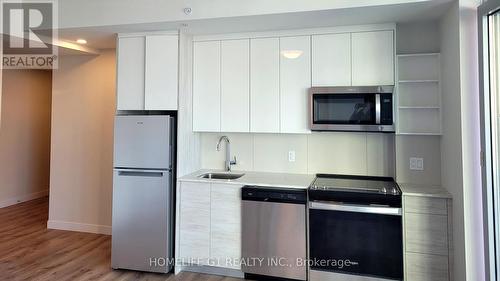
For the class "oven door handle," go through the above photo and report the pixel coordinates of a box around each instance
[309,201,402,216]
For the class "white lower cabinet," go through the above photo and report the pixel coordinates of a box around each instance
[210,183,242,269]
[179,181,211,264]
[403,195,452,281]
[179,181,242,270]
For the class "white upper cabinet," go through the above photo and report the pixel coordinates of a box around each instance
[250,38,280,133]
[117,36,145,110]
[221,40,250,132]
[280,36,311,134]
[145,35,178,110]
[312,33,351,86]
[116,34,179,111]
[191,26,395,133]
[352,30,394,86]
[193,41,221,132]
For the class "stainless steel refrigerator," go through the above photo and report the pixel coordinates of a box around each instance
[111,115,174,273]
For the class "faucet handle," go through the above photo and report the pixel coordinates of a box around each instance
[230,156,237,166]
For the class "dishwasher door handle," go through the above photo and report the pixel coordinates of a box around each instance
[309,201,402,216]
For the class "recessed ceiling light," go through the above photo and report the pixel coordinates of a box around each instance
[281,50,303,59]
[76,39,87,44]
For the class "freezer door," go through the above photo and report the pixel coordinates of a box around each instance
[114,115,171,169]
[111,169,173,273]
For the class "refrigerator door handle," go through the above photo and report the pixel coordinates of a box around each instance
[116,170,167,178]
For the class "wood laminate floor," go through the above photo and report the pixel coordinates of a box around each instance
[0,197,244,281]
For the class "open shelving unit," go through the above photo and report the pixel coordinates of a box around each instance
[396,53,442,135]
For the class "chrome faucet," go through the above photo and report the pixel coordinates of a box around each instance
[216,136,237,172]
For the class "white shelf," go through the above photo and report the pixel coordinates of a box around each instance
[397,53,440,58]
[399,106,440,109]
[396,53,441,136]
[397,132,442,136]
[398,80,439,83]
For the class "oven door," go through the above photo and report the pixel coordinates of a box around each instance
[308,201,403,281]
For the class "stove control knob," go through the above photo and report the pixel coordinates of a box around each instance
[311,185,317,190]
[391,188,398,195]
[381,187,388,194]
[322,186,327,190]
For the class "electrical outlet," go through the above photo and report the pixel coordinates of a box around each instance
[410,157,424,171]
[288,151,296,162]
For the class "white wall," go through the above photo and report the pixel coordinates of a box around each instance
[0,70,52,207]
[48,50,116,235]
[440,4,465,281]
[395,21,442,186]
[459,0,484,280]
[397,21,441,54]
[200,132,395,176]
[440,1,484,280]
[177,33,201,177]
[58,0,428,29]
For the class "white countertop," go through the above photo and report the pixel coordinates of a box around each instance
[179,170,453,198]
[398,183,452,199]
[179,169,315,189]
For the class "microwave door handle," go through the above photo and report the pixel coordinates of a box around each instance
[309,201,402,216]
[375,94,381,124]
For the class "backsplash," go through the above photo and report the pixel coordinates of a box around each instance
[200,132,395,176]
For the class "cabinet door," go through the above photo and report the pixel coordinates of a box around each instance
[221,39,250,132]
[312,33,351,86]
[179,181,210,264]
[193,41,221,132]
[145,35,178,110]
[210,183,242,269]
[352,30,394,86]
[117,36,145,110]
[250,38,280,133]
[280,36,311,134]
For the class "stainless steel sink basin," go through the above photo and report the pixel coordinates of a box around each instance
[199,172,244,180]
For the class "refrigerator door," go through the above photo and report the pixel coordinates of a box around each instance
[114,115,171,169]
[111,169,173,273]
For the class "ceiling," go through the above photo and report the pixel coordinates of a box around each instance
[56,0,453,50]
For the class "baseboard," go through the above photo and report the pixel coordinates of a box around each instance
[0,189,49,208]
[47,220,112,235]
[181,265,244,278]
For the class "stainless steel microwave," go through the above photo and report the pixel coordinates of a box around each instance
[309,86,395,132]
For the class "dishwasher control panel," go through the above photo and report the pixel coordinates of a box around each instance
[242,186,307,204]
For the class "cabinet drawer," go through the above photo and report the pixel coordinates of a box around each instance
[405,252,449,281]
[404,196,447,215]
[405,213,448,256]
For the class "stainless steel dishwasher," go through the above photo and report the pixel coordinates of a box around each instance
[241,186,307,281]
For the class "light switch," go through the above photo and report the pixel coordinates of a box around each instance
[410,157,424,171]
[288,151,296,162]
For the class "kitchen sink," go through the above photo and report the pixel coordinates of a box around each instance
[199,173,244,180]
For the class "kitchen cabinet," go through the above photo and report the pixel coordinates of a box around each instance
[352,30,394,86]
[403,195,452,281]
[280,36,311,134]
[145,35,178,110]
[117,36,145,110]
[221,40,250,132]
[193,41,221,132]
[179,181,211,264]
[117,34,179,111]
[250,38,280,133]
[312,33,351,86]
[192,26,395,133]
[179,181,243,269]
[210,183,242,269]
